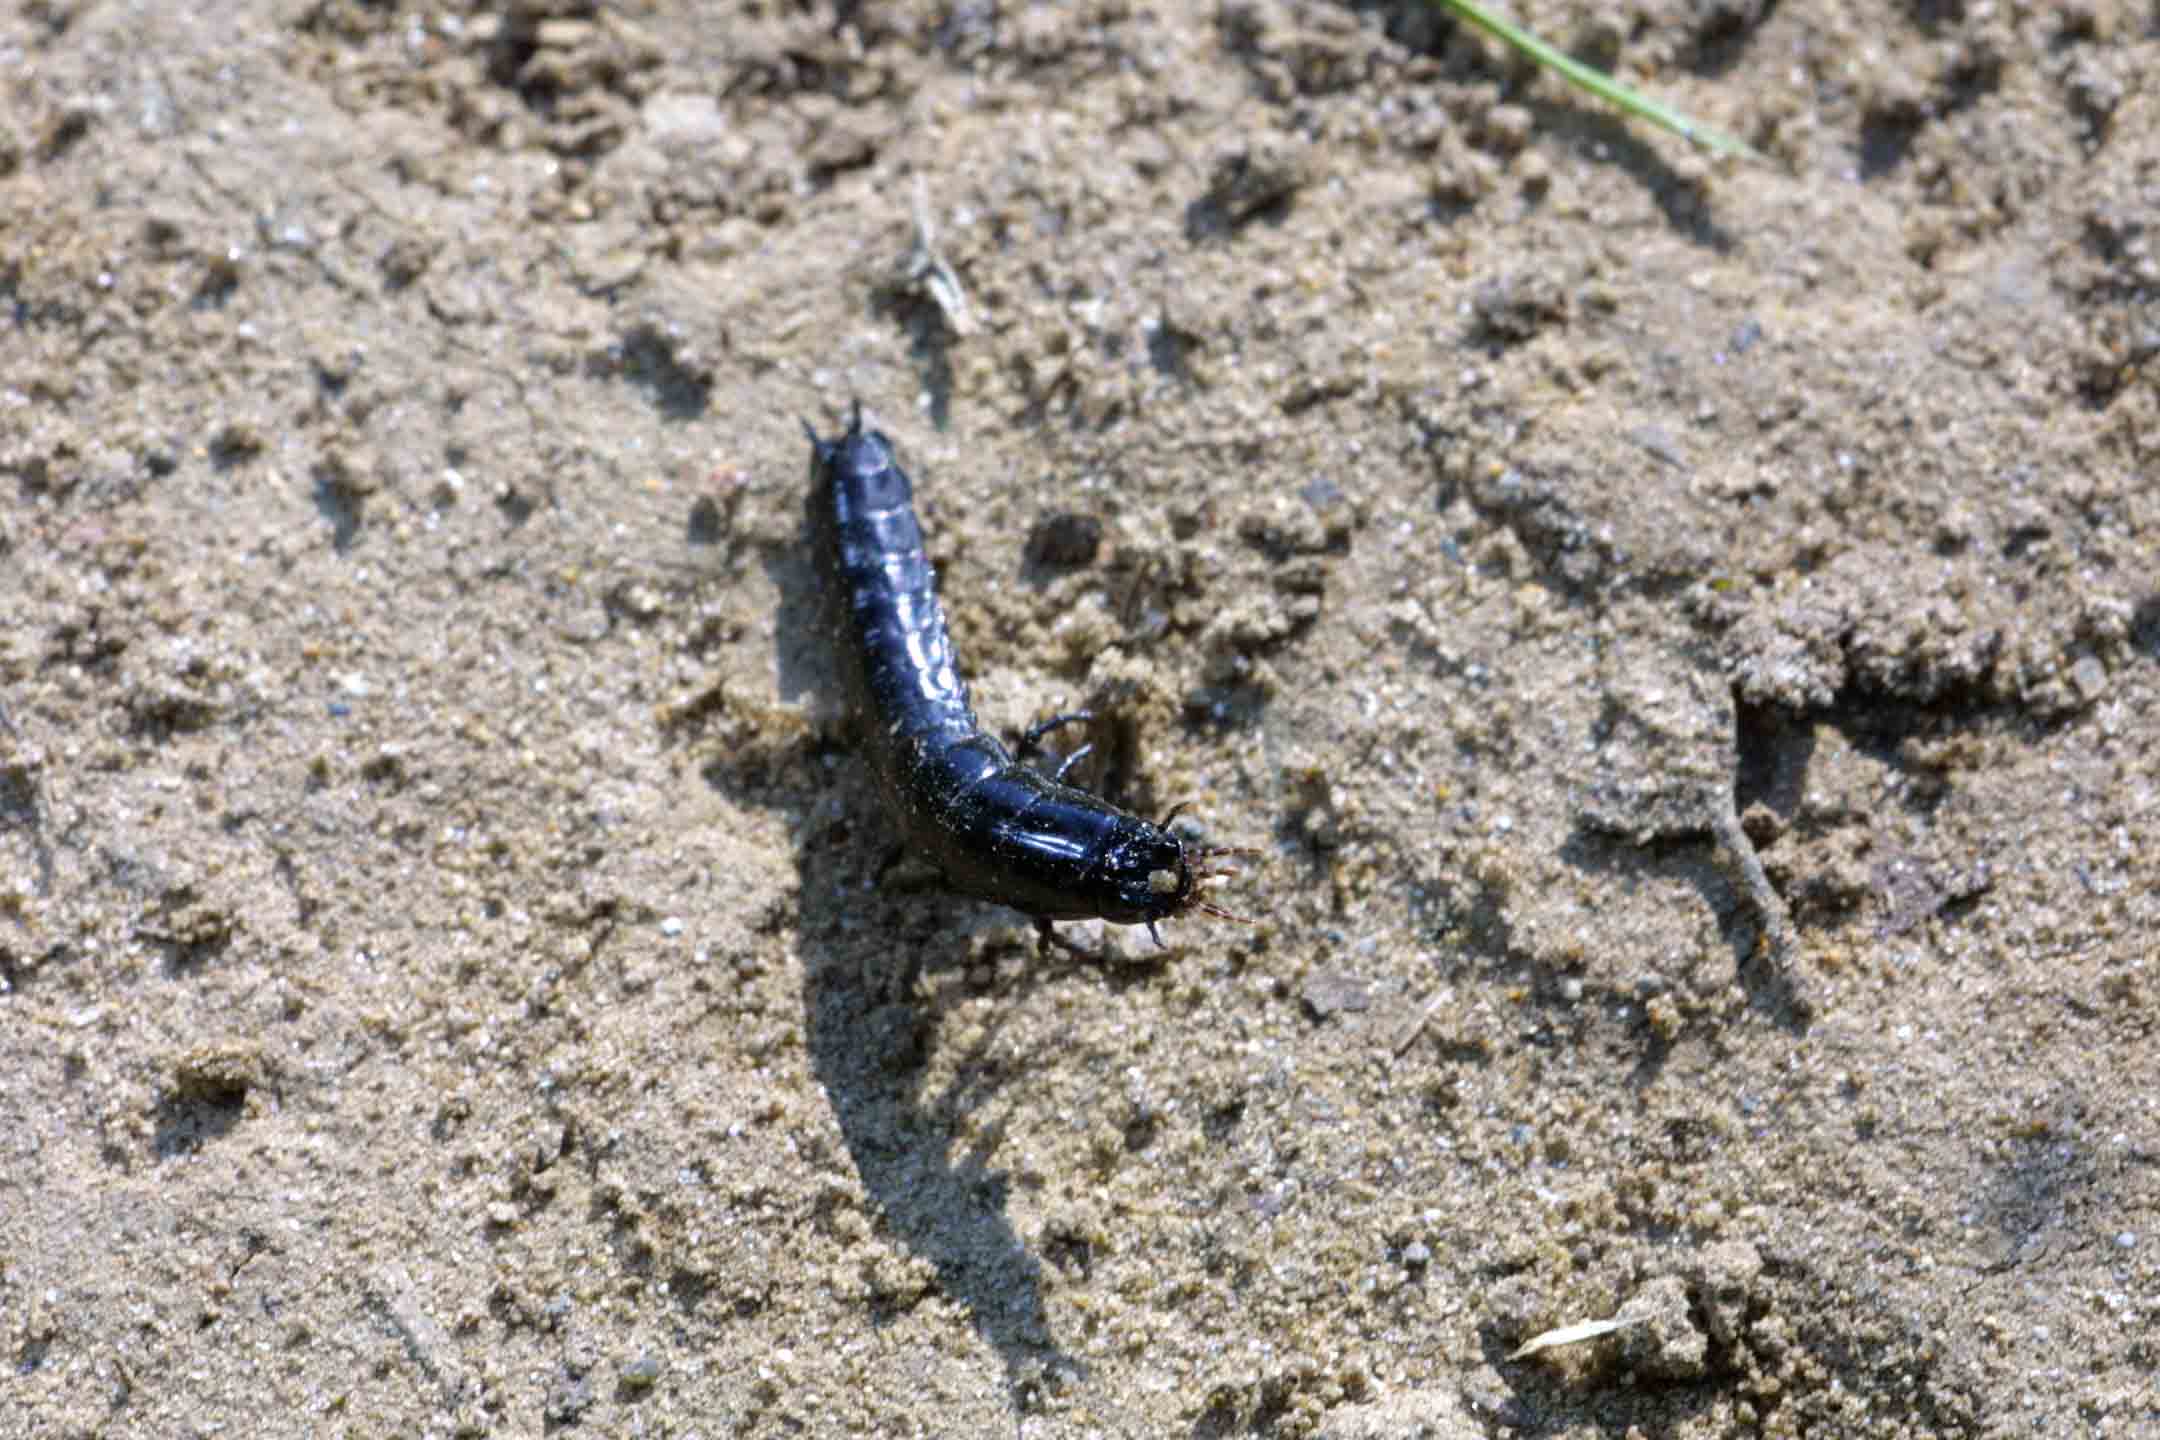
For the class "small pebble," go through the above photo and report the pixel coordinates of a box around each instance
[2071,655,2107,703]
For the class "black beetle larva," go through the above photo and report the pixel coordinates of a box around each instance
[804,405,1250,950]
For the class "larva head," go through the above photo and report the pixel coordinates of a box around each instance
[1094,823,1198,927]
[1096,814,1258,943]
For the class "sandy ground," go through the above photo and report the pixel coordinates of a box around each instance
[4,2,2157,1436]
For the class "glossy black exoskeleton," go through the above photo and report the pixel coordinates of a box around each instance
[804,405,1248,949]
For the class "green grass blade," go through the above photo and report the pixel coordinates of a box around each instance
[1434,0,1766,163]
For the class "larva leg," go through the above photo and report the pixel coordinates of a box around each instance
[1018,709,1094,755]
[1018,709,1098,785]
[1034,916,1104,962]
